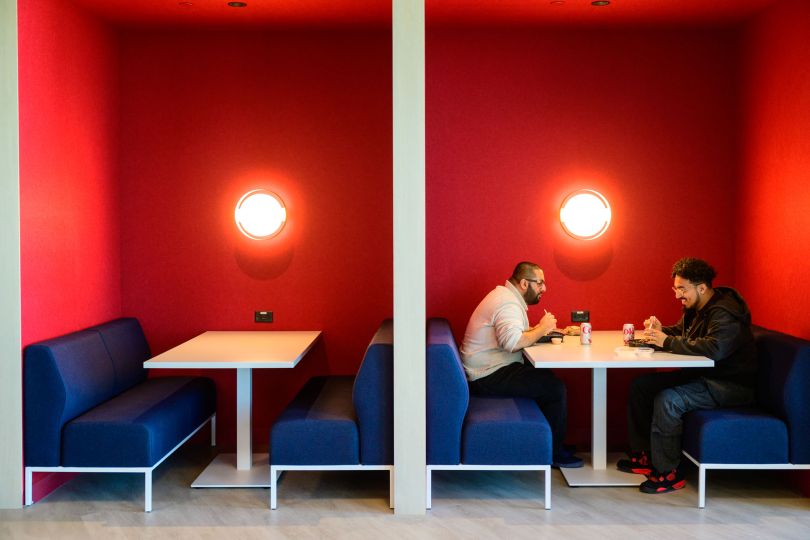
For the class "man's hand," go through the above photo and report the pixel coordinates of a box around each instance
[643,315,661,331]
[536,310,557,336]
[643,327,667,347]
[515,310,558,351]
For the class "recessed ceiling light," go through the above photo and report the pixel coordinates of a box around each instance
[591,1,610,6]
[550,1,565,5]
[178,2,193,6]
[228,1,247,7]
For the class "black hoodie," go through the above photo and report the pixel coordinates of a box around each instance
[661,286,757,389]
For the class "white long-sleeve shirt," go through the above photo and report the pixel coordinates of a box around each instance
[460,280,529,381]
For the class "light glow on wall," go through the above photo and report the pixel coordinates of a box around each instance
[559,189,611,240]
[235,189,287,240]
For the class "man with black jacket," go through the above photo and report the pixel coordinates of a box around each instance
[617,257,757,494]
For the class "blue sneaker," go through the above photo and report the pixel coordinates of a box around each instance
[552,448,584,468]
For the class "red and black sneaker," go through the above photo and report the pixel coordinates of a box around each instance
[639,468,687,494]
[616,450,652,475]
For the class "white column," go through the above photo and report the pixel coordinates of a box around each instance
[0,0,23,509]
[393,0,426,515]
[236,368,253,470]
[591,368,607,470]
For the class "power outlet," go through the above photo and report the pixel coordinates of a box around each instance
[255,311,273,323]
[571,310,590,323]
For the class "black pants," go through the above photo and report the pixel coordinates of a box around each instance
[628,370,754,471]
[469,360,567,455]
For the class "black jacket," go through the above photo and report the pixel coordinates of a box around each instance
[662,286,757,388]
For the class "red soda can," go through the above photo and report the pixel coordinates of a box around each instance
[623,323,635,344]
[580,322,592,345]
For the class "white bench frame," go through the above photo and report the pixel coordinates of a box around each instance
[682,449,810,508]
[25,413,216,512]
[270,464,394,510]
[426,464,551,510]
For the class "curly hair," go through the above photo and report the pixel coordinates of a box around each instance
[671,257,716,287]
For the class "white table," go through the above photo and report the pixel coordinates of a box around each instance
[144,330,321,488]
[523,330,713,487]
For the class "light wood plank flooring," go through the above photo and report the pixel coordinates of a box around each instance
[2,442,808,539]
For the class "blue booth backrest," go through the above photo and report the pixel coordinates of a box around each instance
[24,330,118,466]
[353,319,394,465]
[426,318,470,465]
[753,326,810,464]
[91,318,150,395]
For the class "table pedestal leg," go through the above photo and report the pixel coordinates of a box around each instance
[190,368,269,487]
[592,367,607,470]
[236,368,252,470]
[557,367,646,487]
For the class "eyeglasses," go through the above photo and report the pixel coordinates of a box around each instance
[525,278,545,288]
[672,284,699,296]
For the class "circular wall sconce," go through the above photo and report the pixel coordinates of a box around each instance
[235,189,287,240]
[559,189,611,240]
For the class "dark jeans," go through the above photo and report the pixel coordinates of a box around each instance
[469,360,567,455]
[628,370,755,471]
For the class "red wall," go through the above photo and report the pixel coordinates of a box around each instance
[18,0,122,501]
[738,0,810,495]
[426,27,742,446]
[19,0,122,345]
[739,0,810,338]
[117,29,392,451]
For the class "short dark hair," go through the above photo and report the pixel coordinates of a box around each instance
[511,261,541,282]
[671,257,716,288]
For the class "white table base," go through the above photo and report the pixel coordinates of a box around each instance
[236,368,253,470]
[567,368,647,486]
[592,367,607,470]
[144,330,322,489]
[559,453,647,487]
[524,336,711,488]
[191,453,270,488]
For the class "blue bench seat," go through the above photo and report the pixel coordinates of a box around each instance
[463,396,552,465]
[24,318,216,511]
[270,376,359,466]
[62,376,216,467]
[269,320,393,509]
[426,318,552,509]
[681,326,810,507]
[683,407,788,465]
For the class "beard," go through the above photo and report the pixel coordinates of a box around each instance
[524,288,541,305]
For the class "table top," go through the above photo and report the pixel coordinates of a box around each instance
[144,330,322,369]
[523,330,714,368]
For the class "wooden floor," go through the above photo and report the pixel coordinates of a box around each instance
[2,443,809,539]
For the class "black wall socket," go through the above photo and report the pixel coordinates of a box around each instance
[255,311,273,323]
[571,310,590,323]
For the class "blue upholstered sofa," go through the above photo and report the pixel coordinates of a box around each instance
[682,326,810,507]
[24,318,217,512]
[426,318,552,509]
[269,319,393,509]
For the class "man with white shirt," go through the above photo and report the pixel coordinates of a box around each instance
[461,261,583,468]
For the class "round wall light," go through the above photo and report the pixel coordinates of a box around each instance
[559,189,611,240]
[235,189,287,240]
